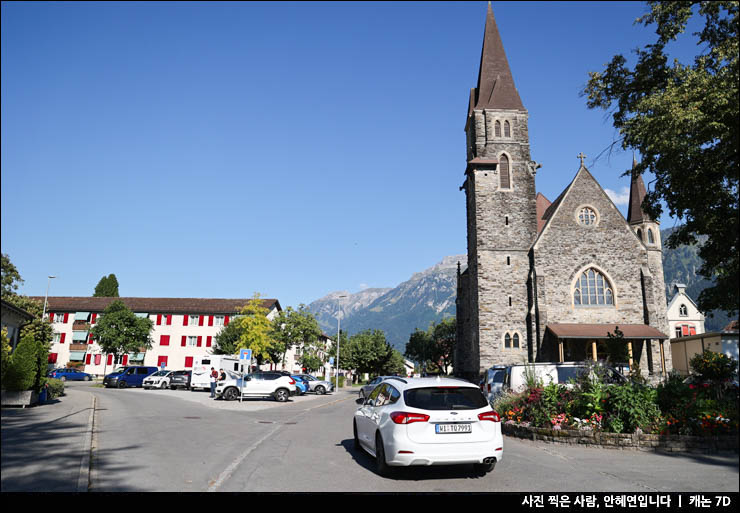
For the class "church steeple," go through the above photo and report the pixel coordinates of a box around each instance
[474,2,525,111]
[627,158,652,224]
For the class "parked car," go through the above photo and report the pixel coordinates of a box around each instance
[291,375,309,395]
[359,376,396,400]
[494,362,628,395]
[103,366,159,388]
[215,372,298,402]
[169,370,192,390]
[480,366,507,403]
[48,368,93,382]
[143,370,174,389]
[296,374,334,395]
[353,376,502,476]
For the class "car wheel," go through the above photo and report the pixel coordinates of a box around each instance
[159,382,167,389]
[85,376,91,381]
[274,388,289,402]
[118,381,126,389]
[375,433,392,477]
[223,387,239,401]
[315,385,326,395]
[473,461,496,475]
[353,421,361,451]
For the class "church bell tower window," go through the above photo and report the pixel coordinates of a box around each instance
[499,154,511,189]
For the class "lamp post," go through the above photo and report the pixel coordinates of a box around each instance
[336,294,346,391]
[41,275,57,320]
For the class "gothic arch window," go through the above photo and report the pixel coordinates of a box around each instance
[504,120,511,137]
[573,268,614,306]
[679,304,688,316]
[503,331,521,349]
[637,228,643,241]
[495,120,501,138]
[647,228,655,244]
[499,154,511,189]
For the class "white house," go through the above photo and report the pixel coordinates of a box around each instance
[666,284,705,339]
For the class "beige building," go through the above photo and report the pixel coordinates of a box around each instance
[670,321,739,376]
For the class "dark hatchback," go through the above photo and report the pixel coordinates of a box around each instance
[169,370,192,390]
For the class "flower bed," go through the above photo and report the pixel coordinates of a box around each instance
[492,357,738,442]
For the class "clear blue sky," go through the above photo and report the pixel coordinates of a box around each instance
[1,1,698,309]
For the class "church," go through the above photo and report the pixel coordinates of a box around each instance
[455,4,672,383]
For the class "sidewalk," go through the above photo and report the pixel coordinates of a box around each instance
[1,387,95,492]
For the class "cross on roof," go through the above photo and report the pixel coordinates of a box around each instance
[578,152,587,166]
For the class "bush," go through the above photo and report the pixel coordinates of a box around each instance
[45,378,65,399]
[605,383,661,433]
[2,335,37,391]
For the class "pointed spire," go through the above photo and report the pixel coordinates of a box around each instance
[627,158,651,224]
[474,2,525,111]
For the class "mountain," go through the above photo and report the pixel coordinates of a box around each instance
[308,256,464,352]
[307,228,733,355]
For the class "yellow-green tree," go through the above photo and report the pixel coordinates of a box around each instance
[233,294,276,363]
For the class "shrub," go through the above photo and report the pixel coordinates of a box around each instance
[605,383,661,433]
[2,335,37,391]
[45,378,65,399]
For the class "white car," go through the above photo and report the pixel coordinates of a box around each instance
[215,372,298,402]
[353,376,503,476]
[143,370,173,389]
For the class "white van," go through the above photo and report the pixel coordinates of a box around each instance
[491,362,628,395]
[191,355,243,391]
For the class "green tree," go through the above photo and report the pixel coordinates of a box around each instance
[3,334,38,391]
[271,305,323,369]
[343,329,394,377]
[1,253,24,297]
[405,317,457,375]
[583,1,739,316]
[404,328,434,373]
[212,319,243,356]
[431,317,456,375]
[90,300,153,366]
[93,274,120,297]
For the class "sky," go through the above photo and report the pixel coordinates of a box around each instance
[1,1,701,309]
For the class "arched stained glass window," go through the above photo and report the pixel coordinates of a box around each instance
[495,120,501,137]
[574,268,614,306]
[499,154,511,189]
[504,120,511,137]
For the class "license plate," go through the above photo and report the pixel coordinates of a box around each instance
[435,423,472,434]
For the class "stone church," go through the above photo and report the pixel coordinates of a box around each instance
[455,4,672,382]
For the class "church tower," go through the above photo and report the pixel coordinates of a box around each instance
[458,3,538,378]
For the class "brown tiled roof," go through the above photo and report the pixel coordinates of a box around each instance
[546,323,668,340]
[535,192,551,234]
[30,297,281,315]
[473,3,525,111]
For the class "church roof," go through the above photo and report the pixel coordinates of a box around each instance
[535,192,551,234]
[626,158,652,224]
[546,323,669,340]
[472,3,525,112]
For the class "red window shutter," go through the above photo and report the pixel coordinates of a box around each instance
[92,313,97,324]
[122,355,128,366]
[95,354,102,365]
[60,333,66,344]
[63,313,69,323]
[86,353,92,365]
[185,357,193,368]
[49,353,58,363]
[208,316,214,326]
[49,313,55,322]
[160,335,170,346]
[206,336,212,348]
[167,315,172,326]
[89,333,94,344]
[107,354,113,366]
[197,336,202,347]
[199,315,204,326]
[183,315,188,326]
[157,314,162,325]
[181,336,187,347]
[225,316,230,326]
[689,326,696,336]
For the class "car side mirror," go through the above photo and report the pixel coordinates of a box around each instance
[356,398,365,405]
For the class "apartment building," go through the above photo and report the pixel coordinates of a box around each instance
[37,296,281,376]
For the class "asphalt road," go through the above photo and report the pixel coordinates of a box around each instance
[3,383,739,493]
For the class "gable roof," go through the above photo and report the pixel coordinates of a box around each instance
[30,297,282,315]
[535,192,551,234]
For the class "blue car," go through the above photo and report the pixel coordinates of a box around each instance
[48,368,93,382]
[291,375,308,395]
[103,366,159,389]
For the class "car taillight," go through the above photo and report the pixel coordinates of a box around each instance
[289,379,295,384]
[478,411,501,422]
[487,384,491,393]
[390,412,430,425]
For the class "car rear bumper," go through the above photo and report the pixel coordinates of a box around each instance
[384,434,503,467]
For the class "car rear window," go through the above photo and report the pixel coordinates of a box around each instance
[404,387,489,411]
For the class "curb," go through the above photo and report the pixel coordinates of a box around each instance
[76,393,95,492]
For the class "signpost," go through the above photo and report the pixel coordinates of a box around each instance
[239,349,252,403]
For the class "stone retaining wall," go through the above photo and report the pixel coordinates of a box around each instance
[502,423,738,453]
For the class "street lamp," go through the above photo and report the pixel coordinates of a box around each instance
[336,294,346,391]
[41,275,57,320]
